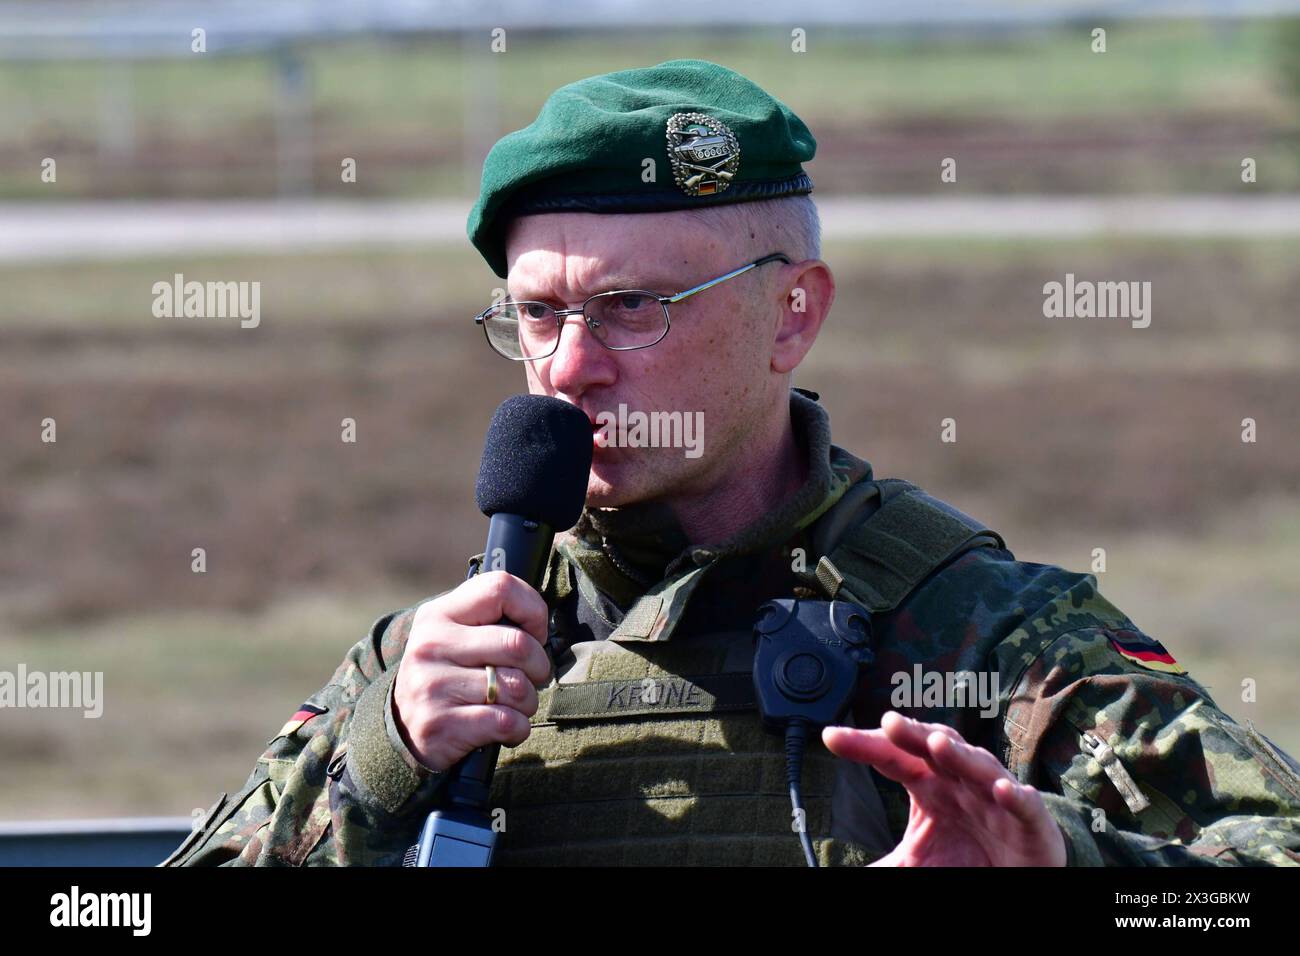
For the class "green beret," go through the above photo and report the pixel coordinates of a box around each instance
[466,58,817,277]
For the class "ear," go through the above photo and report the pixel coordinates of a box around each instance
[770,259,835,374]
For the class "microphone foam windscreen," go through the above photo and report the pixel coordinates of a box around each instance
[475,394,593,529]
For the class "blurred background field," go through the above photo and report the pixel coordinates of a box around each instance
[0,3,1297,820]
[5,18,1300,199]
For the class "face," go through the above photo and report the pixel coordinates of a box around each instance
[503,210,788,510]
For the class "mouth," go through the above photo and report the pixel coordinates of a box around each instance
[587,413,622,452]
[574,401,625,449]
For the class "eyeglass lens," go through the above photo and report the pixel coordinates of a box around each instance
[482,291,667,358]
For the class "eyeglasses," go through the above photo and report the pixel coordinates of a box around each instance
[473,252,791,361]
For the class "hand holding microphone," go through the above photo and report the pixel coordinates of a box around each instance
[392,571,551,772]
[403,394,592,866]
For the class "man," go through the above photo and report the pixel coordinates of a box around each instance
[166,59,1300,867]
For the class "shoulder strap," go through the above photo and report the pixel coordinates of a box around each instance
[811,478,1006,614]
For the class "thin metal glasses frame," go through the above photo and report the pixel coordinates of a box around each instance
[473,252,791,361]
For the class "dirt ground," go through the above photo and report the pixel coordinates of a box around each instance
[0,237,1296,817]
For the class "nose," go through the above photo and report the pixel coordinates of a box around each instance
[542,308,617,398]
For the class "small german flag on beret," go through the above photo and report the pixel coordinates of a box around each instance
[1109,629,1186,675]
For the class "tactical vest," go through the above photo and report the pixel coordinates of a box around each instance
[488,478,1005,866]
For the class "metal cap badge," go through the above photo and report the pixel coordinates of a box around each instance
[666,112,740,197]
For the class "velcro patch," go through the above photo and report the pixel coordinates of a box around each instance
[271,702,328,742]
[548,673,755,720]
[1109,630,1186,675]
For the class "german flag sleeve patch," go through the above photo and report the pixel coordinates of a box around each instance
[271,702,328,742]
[1108,628,1187,675]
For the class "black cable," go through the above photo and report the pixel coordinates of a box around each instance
[784,719,818,868]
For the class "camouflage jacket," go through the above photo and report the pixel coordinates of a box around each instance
[166,390,1300,866]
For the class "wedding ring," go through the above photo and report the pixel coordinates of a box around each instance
[484,665,499,705]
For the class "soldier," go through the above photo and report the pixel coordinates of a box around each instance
[165,59,1300,867]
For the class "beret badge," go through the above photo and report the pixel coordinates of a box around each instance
[666,111,740,197]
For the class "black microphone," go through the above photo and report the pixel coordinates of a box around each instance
[410,394,592,866]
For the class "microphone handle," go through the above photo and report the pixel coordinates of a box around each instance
[408,514,555,866]
[441,513,555,810]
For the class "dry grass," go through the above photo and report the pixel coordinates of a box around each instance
[0,237,1296,817]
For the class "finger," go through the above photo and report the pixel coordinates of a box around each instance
[432,663,539,716]
[441,623,553,687]
[880,711,964,765]
[484,665,540,717]
[448,704,533,753]
[925,731,1011,790]
[440,571,550,642]
[991,780,1067,865]
[991,777,1051,828]
[822,726,931,785]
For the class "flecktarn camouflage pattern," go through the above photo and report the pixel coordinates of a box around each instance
[165,390,1300,866]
